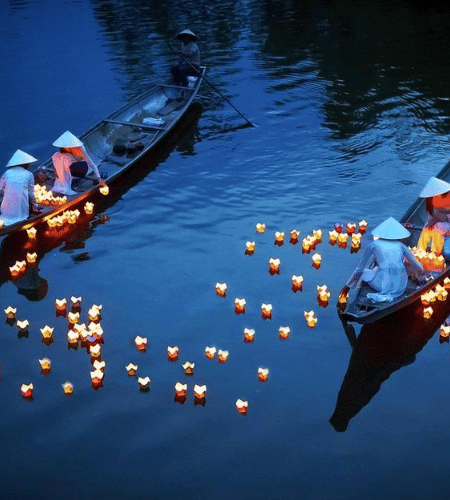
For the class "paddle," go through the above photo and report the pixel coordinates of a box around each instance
[166,41,257,128]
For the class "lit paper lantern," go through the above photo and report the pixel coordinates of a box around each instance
[84,202,94,214]
[182,362,195,375]
[334,223,343,233]
[274,231,284,243]
[70,296,82,309]
[194,384,207,399]
[317,285,331,305]
[346,223,356,235]
[88,306,101,322]
[291,275,303,291]
[256,223,266,233]
[245,241,256,253]
[138,376,151,391]
[93,360,106,371]
[55,298,67,312]
[39,358,51,372]
[100,185,109,196]
[338,292,348,305]
[290,229,300,243]
[358,220,368,234]
[235,298,246,314]
[167,346,179,361]
[244,328,255,342]
[26,252,37,264]
[126,363,138,376]
[17,319,29,333]
[62,382,74,395]
[302,238,311,253]
[26,227,37,239]
[313,229,322,243]
[205,346,217,359]
[215,282,227,296]
[329,230,339,243]
[9,263,23,278]
[89,344,101,358]
[67,330,79,344]
[235,399,248,415]
[261,303,273,320]
[4,306,16,319]
[218,349,229,362]
[135,336,148,351]
[175,382,187,397]
[90,369,104,384]
[304,310,317,328]
[440,324,450,340]
[443,277,450,289]
[312,253,322,269]
[21,383,33,399]
[258,368,269,382]
[269,257,280,274]
[338,233,348,243]
[423,306,433,319]
[68,311,79,325]
[278,326,290,339]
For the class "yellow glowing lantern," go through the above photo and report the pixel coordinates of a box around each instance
[312,253,322,268]
[359,220,368,233]
[244,328,255,342]
[438,289,449,302]
[346,223,356,235]
[90,369,104,384]
[290,229,300,243]
[421,291,431,306]
[68,213,77,224]
[256,223,266,233]
[304,310,318,328]
[93,360,106,371]
[317,285,331,304]
[302,238,311,252]
[329,230,339,243]
[278,326,290,339]
[235,298,246,314]
[440,325,450,339]
[274,231,285,243]
[258,367,269,382]
[423,306,433,319]
[313,229,322,242]
[21,383,33,399]
[235,399,248,415]
[291,275,303,291]
[26,252,37,264]
[182,362,195,375]
[338,233,348,244]
[218,349,229,362]
[269,257,281,274]
[443,277,450,290]
[26,227,37,239]
[55,298,67,311]
[39,358,52,371]
[17,319,29,332]
[126,363,138,376]
[215,282,227,296]
[68,311,80,325]
[62,382,74,395]
[167,346,179,360]
[88,306,101,322]
[351,234,362,249]
[205,346,217,359]
[338,291,348,304]
[9,263,22,278]
[47,218,58,229]
[261,303,273,319]
[67,330,79,344]
[246,241,256,253]
[175,382,187,396]
[84,202,94,214]
[70,296,82,308]
[4,306,16,319]
[100,185,109,196]
[194,384,207,399]
[89,344,101,358]
[138,376,151,391]
[134,335,148,351]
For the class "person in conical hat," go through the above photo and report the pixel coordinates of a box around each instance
[171,29,201,89]
[341,217,423,303]
[416,176,450,255]
[0,149,41,226]
[51,130,106,195]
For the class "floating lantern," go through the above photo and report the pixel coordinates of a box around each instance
[235,399,248,415]
[358,220,368,234]
[218,349,229,362]
[440,324,450,342]
[215,282,227,297]
[67,330,79,344]
[26,252,37,264]
[21,383,33,399]
[138,376,150,391]
[55,298,67,313]
[312,253,322,269]
[167,346,179,361]
[438,289,448,301]
[182,362,195,375]
[4,306,16,319]
[329,230,339,243]
[90,369,104,384]
[317,285,331,305]
[261,303,273,320]
[304,310,318,328]
[291,275,303,292]
[278,326,290,339]
[290,229,300,243]
[302,238,311,253]
[338,291,348,307]
[39,358,52,372]
[444,277,450,290]
[17,320,29,333]
[100,185,109,196]
[269,258,280,274]
[26,227,37,239]
[89,344,101,358]
[126,363,138,376]
[93,360,106,371]
[62,382,74,395]
[244,328,255,342]
[67,311,79,325]
[338,233,348,244]
[258,368,269,382]
[423,306,433,319]
[351,233,362,250]
[274,231,285,243]
[346,223,356,235]
[88,306,102,322]
[313,229,322,243]
[84,202,94,214]
[134,335,148,351]
[245,241,256,254]
[235,298,246,314]
[194,384,207,399]
[70,296,81,309]
[334,223,343,233]
[205,346,217,359]
[256,223,266,233]
[175,382,187,396]
[9,263,23,278]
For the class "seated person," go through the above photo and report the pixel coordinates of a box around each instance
[0,149,41,226]
[341,217,423,303]
[51,130,106,195]
[170,29,200,88]
[416,176,450,255]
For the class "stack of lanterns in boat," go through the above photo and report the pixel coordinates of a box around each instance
[410,247,446,272]
[34,184,67,206]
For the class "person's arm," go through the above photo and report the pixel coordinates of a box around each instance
[81,147,106,187]
[27,173,39,211]
[346,243,375,288]
[403,245,423,278]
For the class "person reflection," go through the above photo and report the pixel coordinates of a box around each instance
[330,300,449,432]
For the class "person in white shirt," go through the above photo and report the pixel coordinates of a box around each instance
[171,29,201,87]
[0,149,41,226]
[51,130,106,195]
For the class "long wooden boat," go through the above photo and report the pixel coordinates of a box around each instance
[338,157,450,324]
[0,68,206,238]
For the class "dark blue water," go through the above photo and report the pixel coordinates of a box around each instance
[2,1,450,499]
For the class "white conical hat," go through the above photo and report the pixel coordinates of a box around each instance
[176,29,198,41]
[52,131,83,148]
[6,149,38,167]
[419,176,450,198]
[371,217,410,240]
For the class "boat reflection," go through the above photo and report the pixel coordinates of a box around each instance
[330,298,450,432]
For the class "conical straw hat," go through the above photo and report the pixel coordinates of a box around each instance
[419,176,450,198]
[176,29,198,41]
[52,131,83,148]
[6,149,38,167]
[371,217,410,240]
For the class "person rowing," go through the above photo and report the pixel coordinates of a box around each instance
[170,29,201,95]
[0,149,41,226]
[340,217,423,303]
[51,130,106,195]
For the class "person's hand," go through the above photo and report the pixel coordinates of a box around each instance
[339,285,350,298]
[99,179,106,188]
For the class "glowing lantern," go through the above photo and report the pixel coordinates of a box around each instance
[244,328,255,342]
[359,220,368,234]
[4,306,16,319]
[90,369,104,384]
[70,296,81,309]
[317,285,331,305]
[67,330,79,344]
[329,230,339,243]
[26,227,37,239]
[182,362,195,375]
[245,241,256,254]
[334,223,343,233]
[21,383,33,399]
[421,291,431,306]
[194,384,207,399]
[444,277,450,290]
[138,376,151,391]
[17,320,29,333]
[135,336,148,351]
[312,253,322,269]
[440,324,450,340]
[269,258,281,274]
[235,399,248,415]
[93,360,106,371]
[84,202,94,214]
[346,223,356,235]
[278,326,290,339]
[89,344,101,358]
[62,382,74,395]
[290,229,300,243]
[26,252,37,264]
[302,238,311,253]
[9,263,22,278]
[423,306,433,319]
[100,185,109,195]
[304,310,318,328]
[274,231,285,243]
[205,346,217,359]
[291,275,303,291]
[39,358,52,372]
[175,382,187,396]
[256,223,266,233]
[55,299,67,313]
[215,282,227,296]
[258,368,269,382]
[338,291,348,305]
[218,349,229,362]
[338,233,348,244]
[126,363,138,376]
[88,306,101,322]
[167,346,179,361]
[68,311,79,325]
[313,229,322,243]
[351,234,362,249]
[235,298,246,314]
[261,303,273,319]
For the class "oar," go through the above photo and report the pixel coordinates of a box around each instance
[166,41,257,128]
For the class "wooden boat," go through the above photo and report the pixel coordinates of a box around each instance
[338,157,450,324]
[0,67,206,238]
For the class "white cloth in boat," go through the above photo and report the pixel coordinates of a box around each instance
[346,239,423,302]
[51,147,101,195]
[0,166,37,226]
